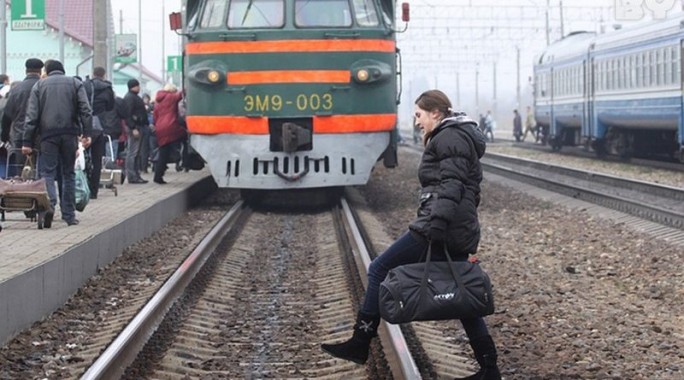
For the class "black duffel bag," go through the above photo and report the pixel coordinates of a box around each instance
[379,243,495,324]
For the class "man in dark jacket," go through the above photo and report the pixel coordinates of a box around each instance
[123,79,149,184]
[22,60,93,227]
[84,67,115,198]
[1,58,43,176]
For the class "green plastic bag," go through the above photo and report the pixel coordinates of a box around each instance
[74,169,90,212]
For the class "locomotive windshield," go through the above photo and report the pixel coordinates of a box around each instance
[295,0,352,27]
[351,0,380,26]
[295,0,379,27]
[199,0,228,28]
[227,0,285,28]
[189,0,391,31]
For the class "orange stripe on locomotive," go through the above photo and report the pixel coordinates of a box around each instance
[187,114,397,135]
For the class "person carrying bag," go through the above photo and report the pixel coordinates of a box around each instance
[320,90,501,379]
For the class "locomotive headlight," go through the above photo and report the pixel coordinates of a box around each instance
[351,60,392,84]
[207,70,221,83]
[188,60,228,87]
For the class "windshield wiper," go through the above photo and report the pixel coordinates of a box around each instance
[242,0,254,26]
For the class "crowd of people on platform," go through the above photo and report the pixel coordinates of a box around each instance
[0,58,190,229]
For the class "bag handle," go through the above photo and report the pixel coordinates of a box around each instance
[89,80,95,107]
[24,154,33,168]
[420,242,469,294]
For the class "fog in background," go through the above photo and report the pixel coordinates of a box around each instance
[396,0,684,133]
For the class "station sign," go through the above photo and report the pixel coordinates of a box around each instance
[11,0,46,31]
[167,55,183,73]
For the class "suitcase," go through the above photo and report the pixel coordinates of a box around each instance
[0,153,51,229]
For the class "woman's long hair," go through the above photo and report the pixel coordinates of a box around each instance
[415,89,452,145]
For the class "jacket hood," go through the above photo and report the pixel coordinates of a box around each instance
[155,90,173,103]
[91,77,112,91]
[439,112,487,159]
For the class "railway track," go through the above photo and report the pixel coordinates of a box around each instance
[509,139,684,173]
[482,152,684,230]
[78,195,482,379]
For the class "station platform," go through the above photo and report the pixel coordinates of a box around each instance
[0,169,216,345]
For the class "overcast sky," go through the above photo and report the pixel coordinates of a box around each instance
[111,0,183,81]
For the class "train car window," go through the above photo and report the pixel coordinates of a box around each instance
[672,46,680,84]
[200,0,228,28]
[642,52,648,87]
[629,54,637,88]
[620,58,624,89]
[665,48,672,85]
[351,0,380,26]
[651,50,656,86]
[227,0,284,29]
[295,0,352,27]
[636,54,642,88]
[657,49,665,86]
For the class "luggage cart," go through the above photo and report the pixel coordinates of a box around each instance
[0,150,51,229]
[99,135,121,196]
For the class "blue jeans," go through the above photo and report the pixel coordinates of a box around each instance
[361,230,490,340]
[126,128,143,181]
[39,135,78,221]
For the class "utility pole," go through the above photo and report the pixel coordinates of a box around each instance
[59,0,65,63]
[162,0,166,83]
[545,0,550,46]
[0,1,6,74]
[138,0,142,84]
[492,61,497,117]
[559,0,565,39]
[94,0,108,71]
[475,63,480,115]
[516,46,521,108]
[456,72,460,108]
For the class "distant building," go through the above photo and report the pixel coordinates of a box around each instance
[2,0,161,97]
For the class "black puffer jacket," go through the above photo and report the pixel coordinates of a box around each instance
[408,112,487,255]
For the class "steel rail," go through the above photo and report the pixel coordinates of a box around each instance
[340,198,422,380]
[80,201,245,380]
[481,160,684,229]
[485,151,684,200]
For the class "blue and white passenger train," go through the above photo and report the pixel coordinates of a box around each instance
[534,14,684,162]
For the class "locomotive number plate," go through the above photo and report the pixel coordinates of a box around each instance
[243,93,333,113]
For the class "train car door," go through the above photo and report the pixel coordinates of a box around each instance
[549,66,555,145]
[583,56,595,148]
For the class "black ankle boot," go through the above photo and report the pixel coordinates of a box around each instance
[455,336,501,380]
[321,312,380,364]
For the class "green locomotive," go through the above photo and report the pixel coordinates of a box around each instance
[171,0,407,189]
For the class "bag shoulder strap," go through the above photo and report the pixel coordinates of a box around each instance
[89,80,95,107]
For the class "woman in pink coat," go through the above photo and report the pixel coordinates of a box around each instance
[152,83,185,184]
